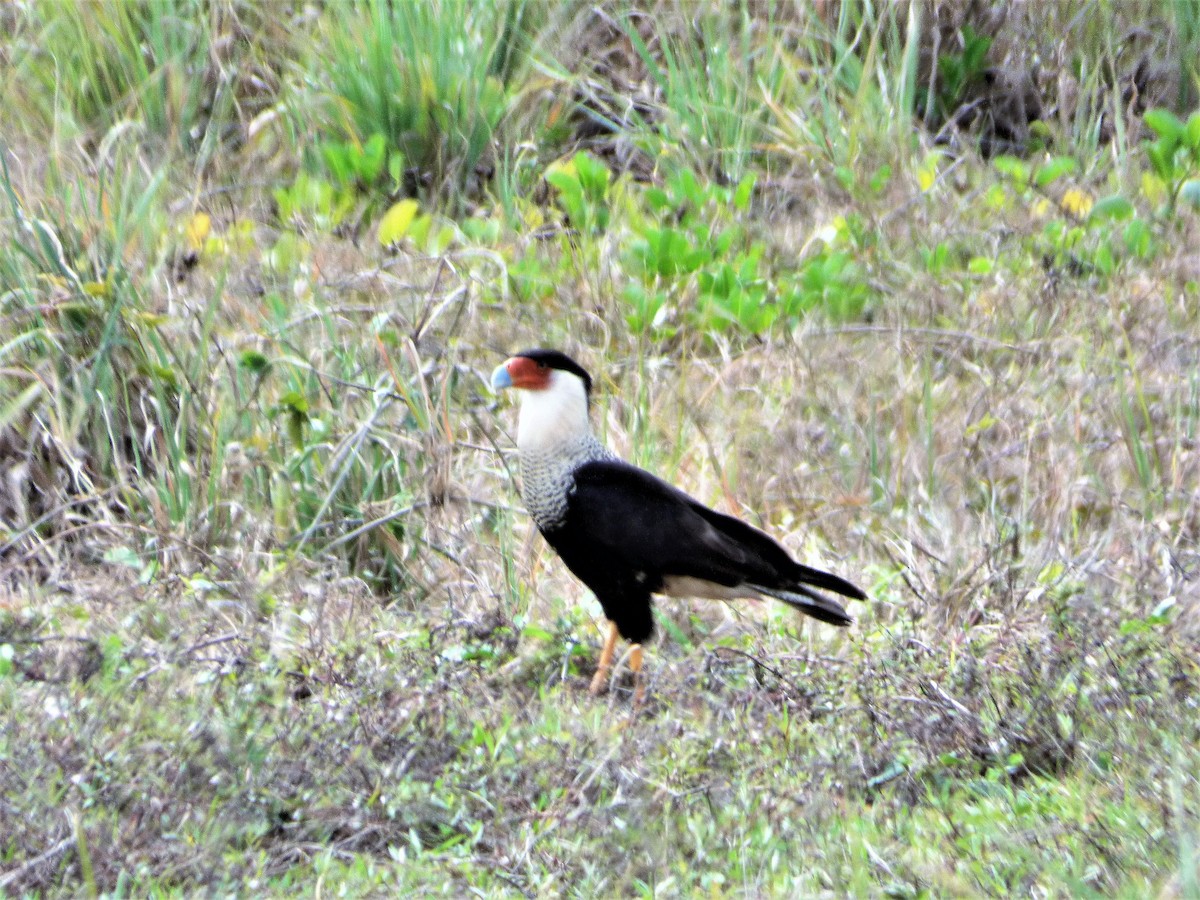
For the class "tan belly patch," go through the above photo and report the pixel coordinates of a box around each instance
[659,575,760,601]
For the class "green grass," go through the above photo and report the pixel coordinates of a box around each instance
[3,1,1200,895]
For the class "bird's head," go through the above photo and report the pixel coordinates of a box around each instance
[490,349,592,396]
[491,349,594,452]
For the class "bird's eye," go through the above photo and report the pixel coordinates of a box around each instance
[536,361,547,369]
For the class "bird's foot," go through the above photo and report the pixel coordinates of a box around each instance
[629,644,645,706]
[589,621,620,695]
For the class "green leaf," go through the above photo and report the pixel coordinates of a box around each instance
[431,224,457,254]
[1123,219,1152,257]
[1088,195,1134,222]
[733,173,756,212]
[238,350,271,375]
[546,169,585,223]
[869,164,892,194]
[279,391,309,415]
[965,413,998,437]
[407,213,433,248]
[572,152,609,199]
[355,133,388,183]
[645,187,671,211]
[462,216,500,244]
[1144,108,1184,141]
[388,151,405,191]
[1034,156,1075,187]
[992,155,1031,184]
[1147,144,1173,180]
[321,142,354,186]
[1186,112,1200,151]
[670,168,703,206]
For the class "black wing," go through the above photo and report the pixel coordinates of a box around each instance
[557,459,864,600]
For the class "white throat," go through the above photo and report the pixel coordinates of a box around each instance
[516,369,592,455]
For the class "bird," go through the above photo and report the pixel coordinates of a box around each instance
[490,348,865,701]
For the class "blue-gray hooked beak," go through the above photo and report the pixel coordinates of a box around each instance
[490,362,513,391]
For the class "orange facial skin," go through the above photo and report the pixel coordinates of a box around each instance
[498,355,552,391]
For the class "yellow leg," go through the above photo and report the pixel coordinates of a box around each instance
[629,644,646,705]
[588,621,619,695]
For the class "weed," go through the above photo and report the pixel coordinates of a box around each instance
[302,0,544,210]
[3,4,1200,896]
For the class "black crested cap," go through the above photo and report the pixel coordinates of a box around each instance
[514,348,593,395]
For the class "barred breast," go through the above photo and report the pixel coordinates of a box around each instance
[519,434,613,531]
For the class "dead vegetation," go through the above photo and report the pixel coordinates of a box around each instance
[2,0,1200,895]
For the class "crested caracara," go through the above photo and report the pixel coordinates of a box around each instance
[491,349,864,701]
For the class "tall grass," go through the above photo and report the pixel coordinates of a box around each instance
[3,3,1200,894]
[620,4,786,183]
[302,0,547,209]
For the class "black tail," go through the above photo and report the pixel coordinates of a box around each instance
[747,563,864,627]
[791,562,867,601]
[751,583,853,626]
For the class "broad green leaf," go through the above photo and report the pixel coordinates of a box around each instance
[545,170,584,216]
[408,213,433,248]
[1186,112,1200,151]
[358,133,387,183]
[733,173,756,211]
[322,143,353,185]
[1144,108,1184,141]
[1089,195,1134,222]
[462,216,500,243]
[573,152,609,198]
[431,224,457,254]
[645,187,670,211]
[1124,219,1152,257]
[1146,144,1172,180]
[1034,156,1075,187]
[992,155,1030,184]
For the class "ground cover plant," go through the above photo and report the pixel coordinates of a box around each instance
[2,0,1199,895]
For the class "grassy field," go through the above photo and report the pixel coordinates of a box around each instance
[2,1,1200,896]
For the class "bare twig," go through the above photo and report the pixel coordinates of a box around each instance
[0,837,73,891]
